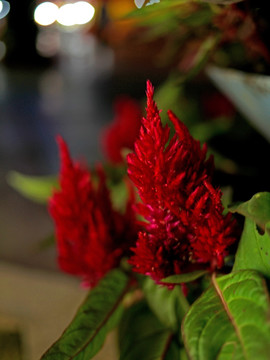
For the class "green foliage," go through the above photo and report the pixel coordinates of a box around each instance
[161,270,208,284]
[233,218,270,278]
[143,277,189,332]
[119,300,179,360]
[229,192,270,232]
[182,270,270,360]
[7,171,58,204]
[229,192,270,277]
[41,270,130,360]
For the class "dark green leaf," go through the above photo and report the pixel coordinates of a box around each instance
[233,217,270,277]
[161,270,208,284]
[229,192,270,231]
[119,300,179,360]
[182,270,270,360]
[7,171,58,204]
[143,277,189,332]
[41,270,130,360]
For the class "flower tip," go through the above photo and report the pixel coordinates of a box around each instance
[55,134,64,145]
[146,79,154,95]
[55,135,72,168]
[55,135,68,155]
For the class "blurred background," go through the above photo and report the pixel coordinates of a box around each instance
[0,1,145,359]
[1,0,270,359]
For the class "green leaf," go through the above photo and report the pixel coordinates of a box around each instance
[7,171,58,204]
[41,269,130,360]
[190,119,232,143]
[161,270,208,284]
[143,277,189,332]
[108,180,129,213]
[119,300,179,360]
[229,192,270,231]
[182,270,270,360]
[233,217,270,278]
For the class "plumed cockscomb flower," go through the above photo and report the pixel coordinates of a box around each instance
[127,81,238,283]
[102,96,142,164]
[49,136,138,288]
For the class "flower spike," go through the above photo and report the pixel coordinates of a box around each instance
[127,81,238,283]
[49,136,138,288]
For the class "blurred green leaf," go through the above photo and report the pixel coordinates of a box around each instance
[190,118,232,143]
[183,270,270,360]
[7,171,58,204]
[41,269,130,360]
[143,277,189,332]
[119,300,180,360]
[108,180,129,213]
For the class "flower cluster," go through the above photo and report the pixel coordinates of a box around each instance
[49,136,138,288]
[127,81,237,283]
[50,82,238,288]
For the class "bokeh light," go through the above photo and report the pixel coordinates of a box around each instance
[57,1,95,27]
[34,1,95,27]
[57,4,74,27]
[34,2,58,26]
[0,0,10,19]
[72,1,95,25]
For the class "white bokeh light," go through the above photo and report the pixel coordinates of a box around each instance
[34,2,58,26]
[57,4,76,26]
[0,2,3,13]
[57,1,95,27]
[73,2,95,25]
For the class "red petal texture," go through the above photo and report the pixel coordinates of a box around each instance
[102,96,142,163]
[49,136,138,288]
[127,81,238,283]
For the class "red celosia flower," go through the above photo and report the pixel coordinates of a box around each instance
[102,96,142,163]
[49,136,138,288]
[127,81,238,283]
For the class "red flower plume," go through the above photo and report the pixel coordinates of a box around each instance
[49,136,138,288]
[127,81,238,283]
